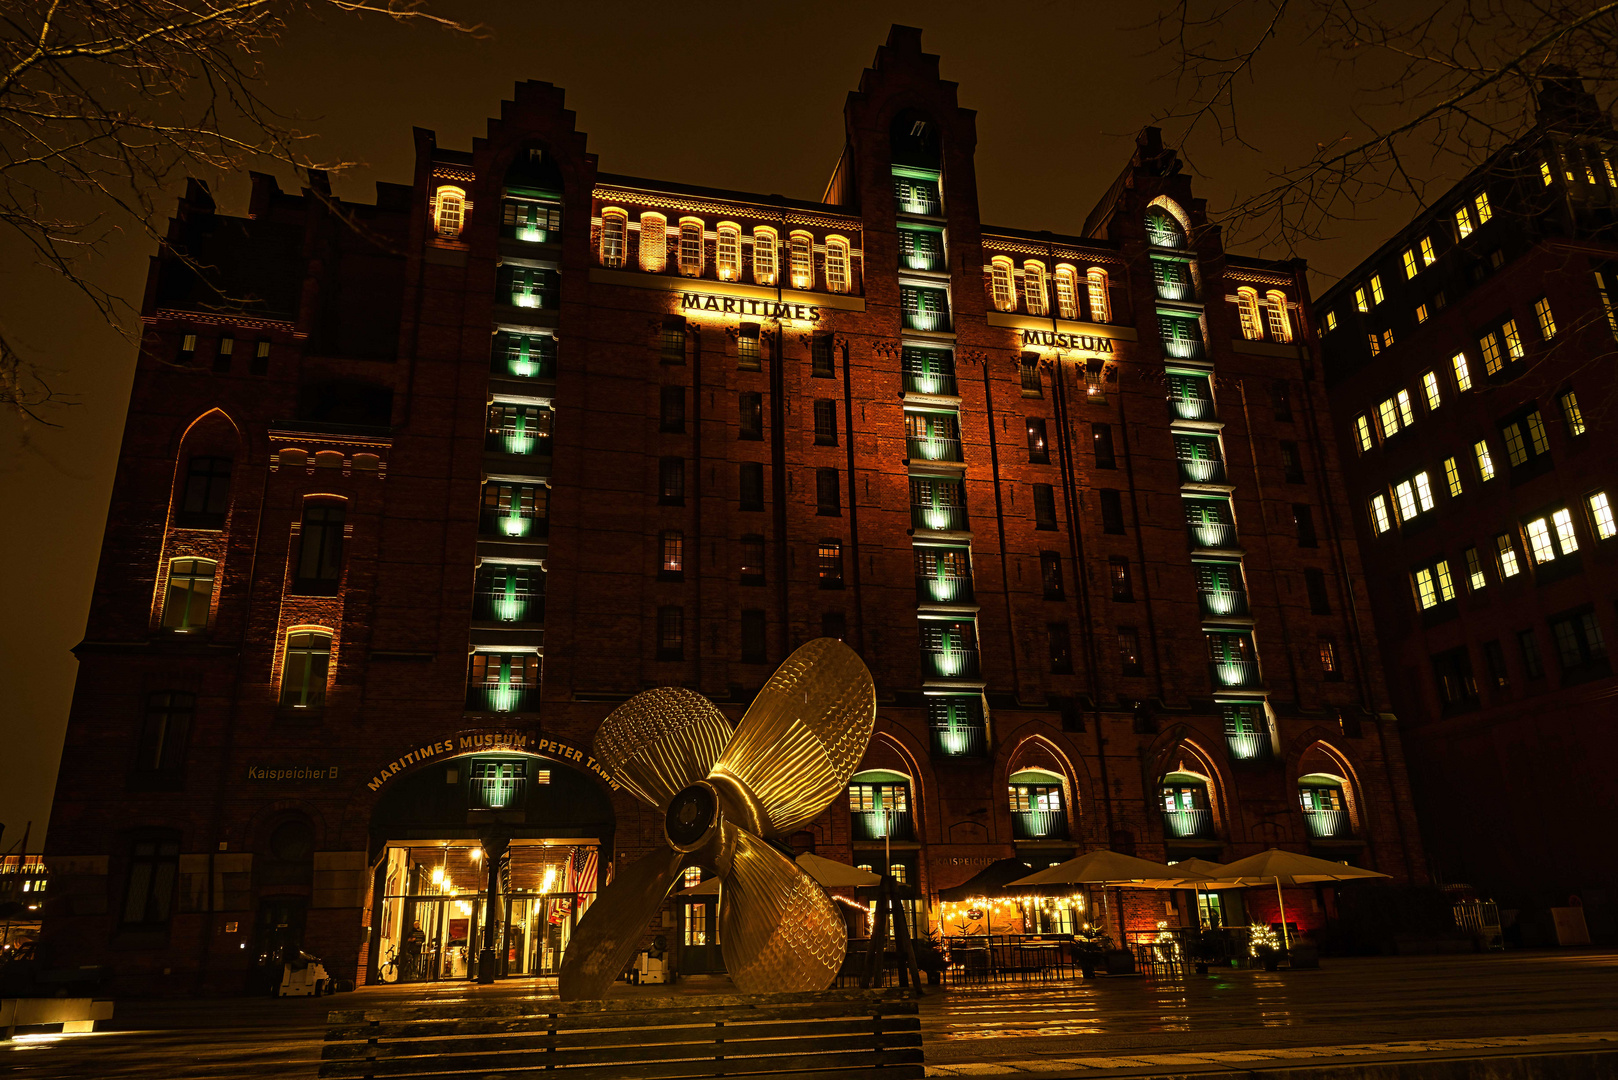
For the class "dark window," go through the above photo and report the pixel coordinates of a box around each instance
[811,334,835,377]
[1549,608,1607,674]
[1118,627,1143,676]
[279,631,331,708]
[1026,418,1049,463]
[136,691,193,778]
[737,324,761,370]
[1293,504,1318,547]
[120,837,180,926]
[178,333,197,363]
[657,606,684,660]
[213,336,234,373]
[1033,484,1058,530]
[814,400,838,445]
[1110,557,1133,601]
[1092,423,1116,469]
[1040,551,1063,599]
[820,611,847,640]
[660,316,686,363]
[1280,441,1304,483]
[1020,353,1042,397]
[740,609,766,663]
[818,539,844,588]
[178,456,232,528]
[1048,622,1073,674]
[659,530,683,579]
[739,462,763,511]
[1319,636,1341,680]
[1519,629,1545,679]
[740,534,766,585]
[294,502,346,593]
[1431,646,1479,709]
[1272,380,1293,422]
[1099,489,1125,534]
[660,386,685,432]
[816,468,840,515]
[251,340,270,376]
[739,392,763,440]
[1483,639,1509,690]
[1304,567,1331,614]
[660,457,685,504]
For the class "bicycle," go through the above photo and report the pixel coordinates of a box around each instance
[378,946,401,984]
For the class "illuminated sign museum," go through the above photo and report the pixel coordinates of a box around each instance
[681,291,822,322]
[1021,329,1115,352]
[365,730,621,792]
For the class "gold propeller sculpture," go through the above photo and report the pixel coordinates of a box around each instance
[559,638,876,999]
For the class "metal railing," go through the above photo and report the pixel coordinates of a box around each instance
[1012,811,1069,840]
[1209,659,1262,689]
[1169,396,1216,421]
[929,721,985,757]
[472,589,546,624]
[464,683,540,714]
[907,435,963,462]
[1198,587,1250,618]
[1224,731,1272,761]
[916,573,974,605]
[1162,808,1215,840]
[1178,458,1227,484]
[479,508,550,539]
[903,368,957,396]
[922,645,980,680]
[1303,809,1352,840]
[912,503,968,532]
[851,810,914,842]
[1187,522,1239,549]
[484,429,553,457]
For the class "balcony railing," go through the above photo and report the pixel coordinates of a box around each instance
[1187,522,1238,549]
[1198,587,1250,618]
[922,645,980,680]
[1178,458,1227,484]
[492,342,556,380]
[471,774,528,809]
[1225,731,1272,761]
[1209,659,1262,689]
[903,368,957,396]
[851,810,914,842]
[1012,810,1069,840]
[480,508,550,539]
[907,435,962,462]
[916,573,974,605]
[1304,809,1353,840]
[929,720,985,757]
[472,589,545,624]
[484,429,553,457]
[464,683,540,714]
[1169,396,1216,421]
[1162,808,1215,840]
[912,504,968,532]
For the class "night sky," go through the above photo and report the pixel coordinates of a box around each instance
[0,1,1440,848]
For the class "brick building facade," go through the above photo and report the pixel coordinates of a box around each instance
[1315,72,1618,943]
[44,26,1423,995]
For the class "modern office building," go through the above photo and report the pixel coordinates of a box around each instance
[43,26,1423,994]
[1315,72,1618,942]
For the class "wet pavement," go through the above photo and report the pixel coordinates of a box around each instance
[5,950,1618,1077]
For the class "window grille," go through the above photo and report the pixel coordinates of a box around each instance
[639,213,667,271]
[716,225,741,279]
[1054,268,1078,318]
[678,220,703,276]
[1086,269,1111,322]
[752,228,777,284]
[825,238,851,293]
[790,233,814,288]
[601,211,627,267]
[162,558,216,631]
[1023,262,1047,315]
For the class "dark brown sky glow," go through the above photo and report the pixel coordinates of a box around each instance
[0,0,1440,847]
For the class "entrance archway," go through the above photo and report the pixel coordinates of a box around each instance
[365,746,615,984]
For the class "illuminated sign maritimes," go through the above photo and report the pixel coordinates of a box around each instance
[681,292,821,322]
[364,730,621,792]
[1021,329,1115,352]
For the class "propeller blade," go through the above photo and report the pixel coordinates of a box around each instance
[593,687,733,810]
[717,823,847,994]
[558,845,689,1000]
[711,638,875,835]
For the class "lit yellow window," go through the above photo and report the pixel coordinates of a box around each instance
[752,228,778,285]
[990,257,1016,312]
[1452,352,1472,392]
[1370,275,1384,305]
[434,186,466,237]
[1525,518,1556,563]
[1325,311,1338,332]
[1541,160,1553,186]
[1526,411,1550,456]
[1394,480,1418,522]
[1354,287,1368,313]
[1402,249,1418,279]
[1367,333,1380,356]
[1444,457,1462,497]
[1589,492,1616,540]
[1414,568,1437,610]
[1503,319,1524,359]
[1553,508,1579,553]
[1355,414,1374,452]
[789,232,814,289]
[1475,191,1492,222]
[1420,237,1435,266]
[600,209,627,268]
[1265,291,1292,342]
[1497,533,1520,577]
[1370,494,1391,534]
[1479,331,1503,375]
[1087,269,1111,322]
[1465,547,1486,591]
[1236,288,1263,340]
[1416,303,1429,323]
[1607,159,1617,187]
[1023,261,1047,316]
[1454,206,1473,238]
[639,213,667,272]
[825,237,852,294]
[1475,439,1495,481]
[1054,266,1079,319]
[1414,471,1434,511]
[1377,397,1400,438]
[1396,389,1415,427]
[1423,371,1441,410]
[1535,297,1556,339]
[1561,390,1586,436]
[715,224,741,280]
[1382,328,1394,348]
[678,219,704,277]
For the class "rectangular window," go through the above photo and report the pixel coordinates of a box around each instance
[1370,494,1392,534]
[1479,331,1504,375]
[1117,626,1143,675]
[251,340,271,375]
[1396,389,1415,427]
[1109,556,1133,601]
[897,225,944,271]
[1354,287,1368,313]
[1325,311,1338,332]
[280,631,332,707]
[1452,352,1472,392]
[1402,249,1418,279]
[1519,629,1545,679]
[1048,622,1073,675]
[660,386,686,432]
[1412,560,1455,610]
[900,284,949,332]
[716,228,741,279]
[1294,504,1318,547]
[1483,639,1509,690]
[811,334,835,377]
[1503,319,1524,361]
[1432,646,1478,707]
[1416,303,1430,324]
[1475,440,1496,481]
[121,838,181,926]
[1422,371,1441,411]
[1026,417,1049,463]
[162,558,216,631]
[1355,414,1374,452]
[1464,546,1486,591]
[752,229,777,284]
[739,462,763,512]
[1304,567,1331,614]
[1554,508,1580,554]
[1041,551,1064,600]
[1020,354,1043,397]
[1550,610,1607,672]
[741,609,766,664]
[660,316,686,364]
[739,534,765,584]
[1455,205,1473,238]
[1377,397,1401,438]
[1280,441,1304,483]
[816,468,840,515]
[818,540,844,587]
[658,606,684,660]
[178,455,232,528]
[138,691,193,776]
[1525,517,1556,564]
[1319,637,1340,677]
[660,530,684,575]
[660,457,685,504]
[1526,411,1550,456]
[736,324,760,370]
[1475,191,1492,222]
[1033,484,1058,530]
[1092,423,1116,469]
[1496,533,1521,578]
[1099,489,1125,534]
[1589,492,1616,540]
[738,392,763,440]
[1383,328,1396,349]
[1370,275,1384,305]
[1561,389,1586,436]
[1535,297,1557,339]
[294,502,346,592]
[212,336,234,373]
[1444,457,1463,498]
[1421,237,1436,265]
[813,400,838,445]
[179,333,197,362]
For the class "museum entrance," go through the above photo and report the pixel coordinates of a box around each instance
[365,739,616,985]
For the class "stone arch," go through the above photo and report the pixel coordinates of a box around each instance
[1144,727,1235,841]
[1286,730,1369,836]
[1145,193,1193,237]
[168,407,245,514]
[999,729,1087,845]
[856,721,933,841]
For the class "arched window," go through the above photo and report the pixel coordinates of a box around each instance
[600,208,627,268]
[1160,770,1216,839]
[1266,290,1294,342]
[1053,265,1079,319]
[1023,261,1048,316]
[639,212,667,272]
[1086,268,1111,323]
[677,218,704,277]
[990,257,1016,312]
[1299,773,1353,839]
[1145,206,1185,248]
[848,769,913,841]
[294,499,346,594]
[1236,287,1264,341]
[715,223,742,280]
[161,557,216,632]
[789,232,815,289]
[280,629,333,708]
[752,227,778,285]
[176,454,232,528]
[825,236,851,293]
[434,186,466,237]
[1008,767,1068,839]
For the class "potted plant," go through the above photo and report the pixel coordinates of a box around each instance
[1073,927,1112,978]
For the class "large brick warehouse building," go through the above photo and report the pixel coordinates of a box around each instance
[44,26,1424,994]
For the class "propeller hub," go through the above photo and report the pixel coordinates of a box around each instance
[665,781,720,852]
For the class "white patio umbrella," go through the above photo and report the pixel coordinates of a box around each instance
[1205,848,1390,949]
[1007,850,1188,939]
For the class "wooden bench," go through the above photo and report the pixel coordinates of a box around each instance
[321,989,922,1079]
